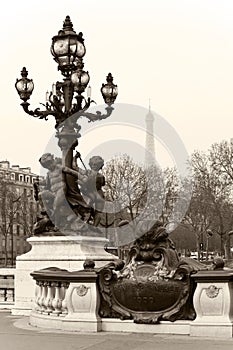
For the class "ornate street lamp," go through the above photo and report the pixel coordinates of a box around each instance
[15,15,118,133]
[15,16,118,233]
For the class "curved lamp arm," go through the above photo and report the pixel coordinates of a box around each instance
[82,106,114,123]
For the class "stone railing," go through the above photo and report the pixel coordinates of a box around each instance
[0,268,15,308]
[30,261,101,332]
[29,261,233,338]
[33,268,70,316]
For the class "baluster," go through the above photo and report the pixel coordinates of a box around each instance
[44,282,54,314]
[49,282,55,313]
[35,281,43,312]
[40,281,48,314]
[61,282,69,316]
[0,289,5,302]
[6,289,14,302]
[37,281,44,313]
[52,282,62,315]
[34,282,39,310]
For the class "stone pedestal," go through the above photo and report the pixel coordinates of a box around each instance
[11,235,117,316]
[190,270,233,338]
[64,281,101,332]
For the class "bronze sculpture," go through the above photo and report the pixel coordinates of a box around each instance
[15,16,118,235]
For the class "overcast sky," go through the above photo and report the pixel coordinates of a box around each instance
[1,0,233,173]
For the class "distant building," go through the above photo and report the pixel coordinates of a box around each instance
[0,161,38,266]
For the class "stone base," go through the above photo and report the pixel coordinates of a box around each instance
[0,303,14,310]
[190,322,233,338]
[12,235,117,316]
[30,312,102,332]
[101,319,190,335]
[29,314,190,334]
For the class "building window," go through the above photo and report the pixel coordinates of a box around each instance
[26,176,30,183]
[11,173,15,180]
[19,175,24,182]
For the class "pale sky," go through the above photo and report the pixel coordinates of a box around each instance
[1,0,233,173]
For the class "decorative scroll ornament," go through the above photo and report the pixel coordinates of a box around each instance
[76,284,88,297]
[97,221,206,324]
[206,285,219,299]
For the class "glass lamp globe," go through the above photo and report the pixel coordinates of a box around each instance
[51,16,86,76]
[71,70,90,93]
[101,73,118,105]
[15,67,34,102]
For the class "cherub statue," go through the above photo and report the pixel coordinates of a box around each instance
[63,152,106,226]
[35,153,90,233]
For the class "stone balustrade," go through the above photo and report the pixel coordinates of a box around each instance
[34,280,69,316]
[12,235,117,316]
[29,261,233,337]
[30,262,101,332]
[0,268,15,308]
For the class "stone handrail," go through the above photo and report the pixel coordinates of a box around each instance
[30,262,100,331]
[0,268,15,308]
[30,262,233,337]
[32,270,70,316]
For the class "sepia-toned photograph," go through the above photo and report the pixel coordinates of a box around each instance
[0,1,233,349]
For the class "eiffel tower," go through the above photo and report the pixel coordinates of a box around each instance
[145,102,155,167]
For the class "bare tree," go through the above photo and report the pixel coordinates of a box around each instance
[0,174,35,266]
[210,139,233,183]
[186,149,233,259]
[142,165,183,228]
[103,156,183,231]
[103,155,147,221]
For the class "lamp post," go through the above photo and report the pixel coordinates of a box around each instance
[15,16,118,169]
[15,16,118,233]
[206,228,213,261]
